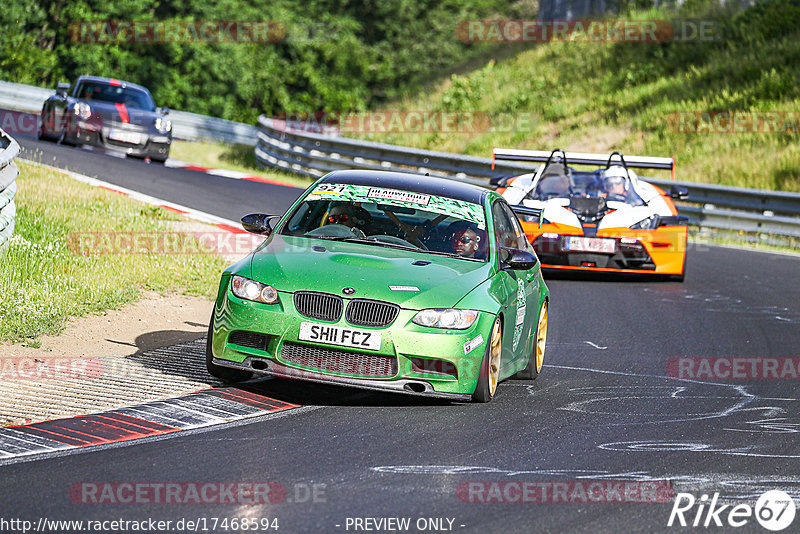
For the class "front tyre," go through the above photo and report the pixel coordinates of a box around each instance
[515,301,548,380]
[206,315,253,382]
[472,317,502,403]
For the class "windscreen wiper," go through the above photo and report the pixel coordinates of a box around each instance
[339,237,421,252]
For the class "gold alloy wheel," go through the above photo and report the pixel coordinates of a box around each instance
[535,301,548,373]
[488,318,502,396]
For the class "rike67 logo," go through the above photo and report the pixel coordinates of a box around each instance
[668,490,796,530]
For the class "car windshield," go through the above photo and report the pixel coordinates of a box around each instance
[280,184,489,261]
[532,168,645,206]
[75,81,155,111]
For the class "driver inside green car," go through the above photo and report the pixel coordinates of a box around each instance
[325,203,371,237]
[448,221,486,258]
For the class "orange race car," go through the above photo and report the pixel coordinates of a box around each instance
[493,149,689,281]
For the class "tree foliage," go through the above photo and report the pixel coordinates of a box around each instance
[1,0,529,122]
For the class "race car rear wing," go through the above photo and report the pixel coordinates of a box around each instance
[493,148,676,180]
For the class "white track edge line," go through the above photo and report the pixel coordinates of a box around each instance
[19,158,241,229]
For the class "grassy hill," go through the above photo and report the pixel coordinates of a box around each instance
[356,0,800,191]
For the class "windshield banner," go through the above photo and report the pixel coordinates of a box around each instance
[306,184,486,229]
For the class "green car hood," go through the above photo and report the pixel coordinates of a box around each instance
[246,234,494,310]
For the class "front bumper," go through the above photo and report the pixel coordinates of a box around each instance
[210,281,495,399]
[65,118,171,160]
[211,356,471,400]
[522,222,687,275]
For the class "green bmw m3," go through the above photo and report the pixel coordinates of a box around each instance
[207,170,549,402]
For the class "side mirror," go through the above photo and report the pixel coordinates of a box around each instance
[56,82,70,97]
[489,175,509,187]
[159,106,170,115]
[501,248,538,270]
[669,185,689,200]
[241,213,278,235]
[656,215,690,228]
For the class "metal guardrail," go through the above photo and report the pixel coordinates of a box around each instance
[254,116,534,185]
[0,80,257,146]
[0,128,20,247]
[254,115,800,239]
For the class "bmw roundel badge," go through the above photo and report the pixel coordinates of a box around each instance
[342,287,356,295]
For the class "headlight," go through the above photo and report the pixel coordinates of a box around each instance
[154,117,172,133]
[412,308,479,329]
[630,215,657,230]
[231,275,279,304]
[74,102,91,120]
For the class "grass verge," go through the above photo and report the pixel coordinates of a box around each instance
[169,139,314,189]
[0,162,227,343]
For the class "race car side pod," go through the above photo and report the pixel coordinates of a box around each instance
[510,205,544,228]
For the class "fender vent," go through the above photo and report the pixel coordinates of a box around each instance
[228,331,269,351]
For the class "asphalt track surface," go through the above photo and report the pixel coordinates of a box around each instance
[3,135,800,533]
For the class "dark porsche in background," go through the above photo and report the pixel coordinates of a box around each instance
[39,75,172,163]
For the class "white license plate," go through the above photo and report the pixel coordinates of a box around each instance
[109,129,141,144]
[564,236,616,253]
[298,322,382,351]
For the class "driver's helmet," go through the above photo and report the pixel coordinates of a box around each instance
[326,203,370,228]
[601,166,631,200]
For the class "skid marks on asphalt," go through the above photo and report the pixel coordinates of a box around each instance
[369,465,800,503]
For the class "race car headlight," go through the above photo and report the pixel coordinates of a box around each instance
[630,215,657,230]
[412,309,479,329]
[231,275,279,304]
[74,102,91,120]
[154,117,172,133]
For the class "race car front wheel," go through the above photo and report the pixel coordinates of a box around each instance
[472,317,502,403]
[205,315,253,382]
